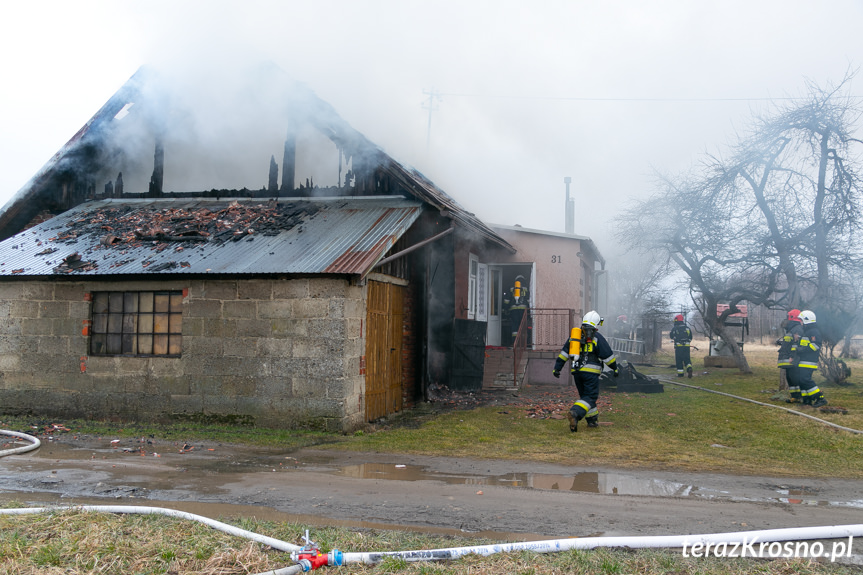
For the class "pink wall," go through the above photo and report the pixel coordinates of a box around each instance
[492,226,600,317]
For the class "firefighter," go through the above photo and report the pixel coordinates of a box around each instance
[669,314,693,378]
[613,314,629,339]
[796,310,828,407]
[552,311,619,433]
[777,309,804,403]
[503,275,530,345]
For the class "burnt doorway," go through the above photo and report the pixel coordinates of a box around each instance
[365,280,404,421]
[500,264,535,347]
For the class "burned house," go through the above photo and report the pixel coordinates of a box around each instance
[0,64,515,431]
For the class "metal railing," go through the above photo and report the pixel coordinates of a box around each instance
[512,308,576,388]
[512,311,529,388]
[528,308,577,351]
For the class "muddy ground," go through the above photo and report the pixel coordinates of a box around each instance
[2,382,863,560]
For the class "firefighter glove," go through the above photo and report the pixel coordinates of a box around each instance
[613,365,620,377]
[552,370,560,378]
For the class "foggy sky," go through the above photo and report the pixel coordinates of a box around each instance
[1,0,861,255]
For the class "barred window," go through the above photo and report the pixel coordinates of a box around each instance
[90,291,183,356]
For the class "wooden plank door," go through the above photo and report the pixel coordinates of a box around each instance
[365,280,404,421]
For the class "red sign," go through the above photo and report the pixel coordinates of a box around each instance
[716,304,748,318]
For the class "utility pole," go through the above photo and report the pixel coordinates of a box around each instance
[422,89,442,152]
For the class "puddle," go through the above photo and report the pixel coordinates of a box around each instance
[6,440,863,512]
[328,462,863,508]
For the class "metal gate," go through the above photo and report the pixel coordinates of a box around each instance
[365,280,404,421]
[450,318,487,391]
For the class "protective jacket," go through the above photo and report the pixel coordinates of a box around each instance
[554,330,618,375]
[797,323,821,371]
[670,323,692,346]
[777,320,804,368]
[503,287,529,310]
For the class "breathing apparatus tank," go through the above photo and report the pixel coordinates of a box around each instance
[569,327,582,356]
[513,280,521,299]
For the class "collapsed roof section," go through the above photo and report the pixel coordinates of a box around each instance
[0,196,423,277]
[0,63,513,255]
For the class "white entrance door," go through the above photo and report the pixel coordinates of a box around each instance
[486,266,503,346]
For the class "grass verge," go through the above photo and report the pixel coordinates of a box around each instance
[0,507,859,574]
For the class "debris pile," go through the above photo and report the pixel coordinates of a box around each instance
[427,382,614,420]
[53,252,97,274]
[58,199,319,249]
[600,363,664,394]
[26,199,323,274]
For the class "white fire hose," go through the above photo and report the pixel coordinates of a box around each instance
[1,504,861,573]
[656,376,863,434]
[3,429,861,572]
[0,429,41,456]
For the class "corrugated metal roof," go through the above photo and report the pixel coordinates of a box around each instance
[0,196,422,277]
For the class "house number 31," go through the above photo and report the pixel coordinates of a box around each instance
[551,255,562,263]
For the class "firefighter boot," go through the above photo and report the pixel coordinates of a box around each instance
[566,408,582,433]
[586,415,599,428]
[687,366,693,379]
[812,394,828,408]
[785,390,802,404]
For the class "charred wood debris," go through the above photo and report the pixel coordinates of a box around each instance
[35,199,319,274]
[425,382,614,421]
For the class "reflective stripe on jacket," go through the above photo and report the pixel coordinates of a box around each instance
[554,331,617,374]
[797,324,821,371]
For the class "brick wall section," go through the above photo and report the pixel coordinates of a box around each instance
[0,277,366,432]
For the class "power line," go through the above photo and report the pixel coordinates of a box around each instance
[429,93,863,103]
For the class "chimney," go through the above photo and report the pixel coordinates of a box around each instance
[564,177,574,234]
[267,155,279,193]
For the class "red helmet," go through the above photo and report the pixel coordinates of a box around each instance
[674,314,684,322]
[617,315,627,322]
[787,309,801,321]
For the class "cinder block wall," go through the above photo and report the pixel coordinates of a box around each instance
[0,277,366,432]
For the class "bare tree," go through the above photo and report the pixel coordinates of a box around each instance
[618,172,770,372]
[608,251,673,324]
[607,250,674,354]
[619,74,863,374]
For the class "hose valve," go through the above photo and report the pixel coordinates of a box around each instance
[290,530,343,570]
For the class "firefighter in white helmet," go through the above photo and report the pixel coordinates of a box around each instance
[777,309,805,403]
[796,310,827,407]
[552,311,619,433]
